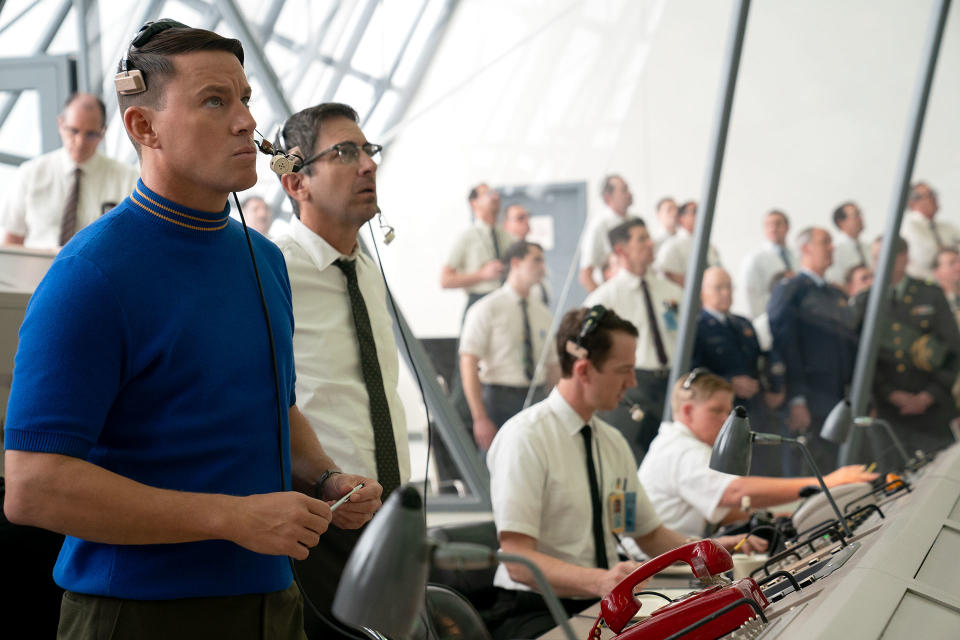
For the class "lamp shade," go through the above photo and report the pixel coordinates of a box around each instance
[709,405,753,475]
[332,484,430,637]
[821,399,853,444]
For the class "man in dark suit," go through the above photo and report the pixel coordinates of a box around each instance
[693,267,785,475]
[769,227,859,473]
[854,237,960,469]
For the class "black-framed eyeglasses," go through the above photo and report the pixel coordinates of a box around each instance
[682,367,709,390]
[299,141,382,170]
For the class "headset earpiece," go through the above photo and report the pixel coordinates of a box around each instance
[269,154,298,176]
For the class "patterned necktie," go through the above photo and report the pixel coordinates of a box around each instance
[580,425,609,570]
[778,246,792,270]
[640,278,668,367]
[59,167,82,246]
[520,298,535,382]
[491,227,501,259]
[334,258,401,497]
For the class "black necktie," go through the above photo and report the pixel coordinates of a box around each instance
[854,241,866,265]
[520,298,535,382]
[334,259,401,497]
[540,285,549,306]
[778,246,792,270]
[491,227,501,259]
[60,167,81,246]
[930,219,944,250]
[640,278,668,367]
[580,425,608,570]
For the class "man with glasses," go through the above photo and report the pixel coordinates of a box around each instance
[1,93,138,248]
[901,182,959,281]
[639,370,876,539]
[273,102,409,640]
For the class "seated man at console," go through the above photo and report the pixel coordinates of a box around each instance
[487,307,765,640]
[639,370,878,538]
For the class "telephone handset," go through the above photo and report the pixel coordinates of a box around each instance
[590,540,769,640]
[791,482,874,534]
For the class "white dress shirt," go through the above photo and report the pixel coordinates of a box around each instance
[446,220,516,295]
[654,227,722,278]
[584,269,683,369]
[825,233,869,288]
[460,283,558,386]
[579,204,625,273]
[0,148,139,249]
[273,216,411,483]
[638,420,737,538]
[901,210,960,281]
[488,388,661,592]
[739,241,795,319]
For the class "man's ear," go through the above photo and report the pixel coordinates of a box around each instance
[123,106,158,149]
[572,357,592,384]
[280,171,306,203]
[679,401,695,425]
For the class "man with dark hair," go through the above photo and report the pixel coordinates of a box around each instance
[585,217,682,462]
[487,307,762,640]
[579,174,633,292]
[854,237,960,468]
[272,102,408,639]
[460,240,559,449]
[901,182,959,280]
[441,182,514,311]
[503,203,531,241]
[768,227,858,473]
[1,92,138,248]
[240,195,276,236]
[738,209,795,319]
[640,371,875,537]
[651,196,678,253]
[933,248,960,318]
[655,200,722,287]
[825,201,868,288]
[845,263,873,299]
[3,24,379,639]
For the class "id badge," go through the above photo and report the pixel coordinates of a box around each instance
[624,492,636,532]
[608,491,625,534]
[662,308,678,332]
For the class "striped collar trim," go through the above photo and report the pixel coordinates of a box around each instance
[130,180,230,232]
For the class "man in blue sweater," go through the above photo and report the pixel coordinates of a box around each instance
[3,22,381,639]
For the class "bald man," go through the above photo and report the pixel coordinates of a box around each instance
[1,93,139,248]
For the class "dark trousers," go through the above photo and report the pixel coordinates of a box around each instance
[597,368,669,465]
[489,589,596,640]
[482,383,546,429]
[57,583,305,640]
[295,525,366,640]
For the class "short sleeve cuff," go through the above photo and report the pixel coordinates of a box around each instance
[495,521,540,540]
[3,428,94,459]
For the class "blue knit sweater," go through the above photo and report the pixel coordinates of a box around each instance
[4,180,297,598]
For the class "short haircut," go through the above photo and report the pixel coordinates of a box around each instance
[656,196,676,210]
[793,226,817,253]
[241,195,267,208]
[601,175,622,198]
[607,217,646,248]
[766,209,789,226]
[556,307,638,377]
[63,93,107,129]
[844,263,869,287]
[871,235,908,256]
[671,369,733,415]
[831,201,856,228]
[678,201,697,216]
[908,182,930,202]
[502,240,542,276]
[468,183,487,202]
[116,27,244,155]
[277,102,359,216]
[933,247,959,271]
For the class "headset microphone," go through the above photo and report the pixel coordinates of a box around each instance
[253,130,301,176]
[375,207,396,245]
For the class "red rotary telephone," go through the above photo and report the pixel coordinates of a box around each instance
[588,539,769,639]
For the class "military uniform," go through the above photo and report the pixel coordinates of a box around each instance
[854,277,960,467]
[769,271,859,473]
[692,309,786,475]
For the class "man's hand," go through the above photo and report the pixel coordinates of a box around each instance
[730,375,760,399]
[594,561,642,597]
[714,534,768,555]
[888,390,913,411]
[231,492,332,560]
[473,416,499,451]
[764,390,785,409]
[825,465,879,487]
[320,473,383,530]
[788,402,811,433]
[477,259,505,282]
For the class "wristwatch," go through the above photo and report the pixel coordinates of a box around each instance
[314,469,342,499]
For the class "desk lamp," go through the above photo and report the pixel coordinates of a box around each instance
[820,399,913,469]
[709,406,852,538]
[332,485,577,640]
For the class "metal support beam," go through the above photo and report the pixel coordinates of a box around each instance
[842,0,952,464]
[257,0,284,42]
[73,0,103,96]
[666,0,751,417]
[320,0,378,103]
